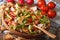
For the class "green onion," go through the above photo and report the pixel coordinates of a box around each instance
[32,16,36,20]
[11,26,16,30]
[25,14,30,18]
[39,16,50,24]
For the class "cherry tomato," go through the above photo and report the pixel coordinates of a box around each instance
[33,27,37,31]
[47,10,57,18]
[4,18,8,24]
[28,18,33,23]
[18,0,24,5]
[0,27,1,30]
[48,2,56,9]
[38,1,46,7]
[38,0,45,2]
[12,21,17,26]
[10,12,16,19]
[8,21,12,26]
[34,20,39,25]
[8,18,13,25]
[30,13,35,16]
[10,12,16,17]
[40,5,49,12]
[7,0,14,2]
[41,11,47,15]
[26,0,34,5]
[36,15,42,20]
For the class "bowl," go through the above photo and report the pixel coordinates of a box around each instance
[2,13,50,39]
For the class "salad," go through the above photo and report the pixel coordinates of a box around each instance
[2,2,50,34]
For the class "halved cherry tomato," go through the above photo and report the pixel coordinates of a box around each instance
[10,12,16,19]
[34,19,39,25]
[38,1,46,7]
[48,2,56,9]
[26,0,34,5]
[8,18,13,26]
[7,0,14,2]
[47,10,57,18]
[30,13,35,16]
[12,21,17,26]
[41,11,47,15]
[36,15,42,20]
[4,18,9,24]
[10,12,16,17]
[33,27,37,31]
[28,18,33,23]
[18,0,24,5]
[40,5,49,12]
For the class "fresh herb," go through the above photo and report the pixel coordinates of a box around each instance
[32,16,36,20]
[28,25,33,33]
[39,16,50,24]
[11,26,16,30]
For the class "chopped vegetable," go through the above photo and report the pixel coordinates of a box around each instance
[32,16,36,20]
[4,2,50,34]
[39,16,50,24]
[11,25,16,30]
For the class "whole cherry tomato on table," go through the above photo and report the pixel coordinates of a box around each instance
[40,5,49,12]
[18,0,24,5]
[7,0,14,2]
[47,10,57,18]
[38,1,46,7]
[26,0,34,5]
[48,2,56,9]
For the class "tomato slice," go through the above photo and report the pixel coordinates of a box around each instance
[8,21,12,26]
[12,21,17,26]
[36,15,42,20]
[0,27,1,30]
[10,12,16,19]
[34,19,39,25]
[33,27,37,31]
[4,18,9,24]
[28,18,33,23]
